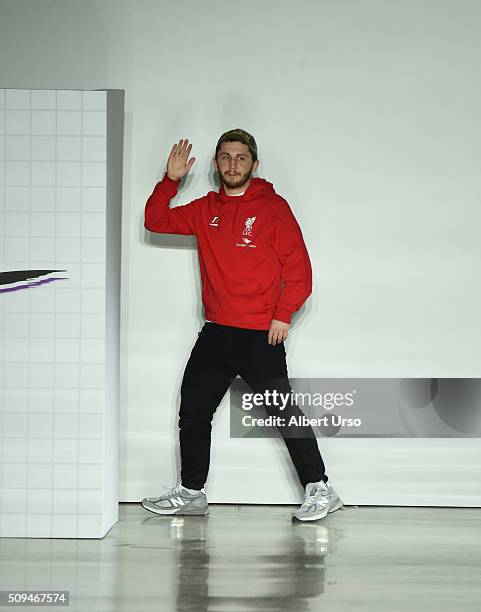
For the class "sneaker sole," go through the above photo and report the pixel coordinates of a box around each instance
[141,500,209,516]
[292,499,344,522]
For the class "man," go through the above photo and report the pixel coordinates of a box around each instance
[142,128,342,521]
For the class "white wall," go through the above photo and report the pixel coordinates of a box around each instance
[1,0,480,507]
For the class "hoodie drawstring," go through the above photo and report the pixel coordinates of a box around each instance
[232,203,239,236]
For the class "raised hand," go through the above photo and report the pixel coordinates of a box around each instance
[167,138,196,181]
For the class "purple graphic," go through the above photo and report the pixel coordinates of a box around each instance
[0,270,69,294]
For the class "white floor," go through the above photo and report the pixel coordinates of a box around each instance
[1,503,481,611]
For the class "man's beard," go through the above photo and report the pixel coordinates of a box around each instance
[220,165,254,190]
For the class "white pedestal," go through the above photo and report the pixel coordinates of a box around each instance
[0,88,124,538]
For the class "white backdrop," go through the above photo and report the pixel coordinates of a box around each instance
[1,0,480,506]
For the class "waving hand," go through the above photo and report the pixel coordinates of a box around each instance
[167,138,196,181]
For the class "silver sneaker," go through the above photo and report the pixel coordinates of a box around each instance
[292,480,343,522]
[141,483,208,516]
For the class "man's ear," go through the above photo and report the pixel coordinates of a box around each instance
[213,157,218,172]
[252,159,259,173]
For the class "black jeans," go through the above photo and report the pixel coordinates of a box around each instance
[179,322,327,489]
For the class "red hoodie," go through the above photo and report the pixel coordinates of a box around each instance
[144,174,312,330]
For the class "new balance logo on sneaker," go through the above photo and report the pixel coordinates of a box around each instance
[292,480,343,522]
[141,483,208,516]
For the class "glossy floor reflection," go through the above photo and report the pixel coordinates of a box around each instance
[1,504,481,611]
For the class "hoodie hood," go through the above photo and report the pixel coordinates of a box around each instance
[216,177,277,235]
[218,177,276,203]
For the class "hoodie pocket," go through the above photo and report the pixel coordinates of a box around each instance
[258,284,273,311]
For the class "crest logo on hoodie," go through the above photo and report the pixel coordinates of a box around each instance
[236,216,257,248]
[243,216,256,236]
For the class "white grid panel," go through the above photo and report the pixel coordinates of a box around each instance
[0,89,110,538]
